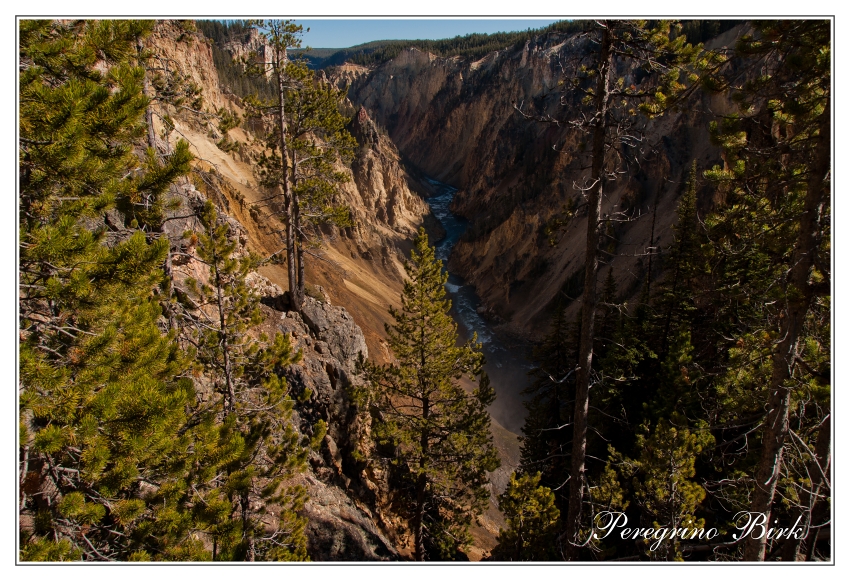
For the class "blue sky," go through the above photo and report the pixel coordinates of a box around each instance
[293,19,564,49]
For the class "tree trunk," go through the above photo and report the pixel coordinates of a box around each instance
[743,99,830,561]
[275,45,300,312]
[213,258,236,414]
[414,395,430,561]
[781,414,831,561]
[805,477,831,561]
[564,22,612,561]
[413,471,427,561]
[293,166,305,307]
[138,39,178,331]
[137,39,158,152]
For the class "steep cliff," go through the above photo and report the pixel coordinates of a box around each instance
[152,22,437,364]
[341,27,745,337]
[145,22,438,560]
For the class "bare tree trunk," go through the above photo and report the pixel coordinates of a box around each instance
[291,158,305,308]
[295,202,305,306]
[781,415,830,561]
[805,479,831,561]
[274,44,300,312]
[137,38,180,332]
[564,21,612,561]
[137,39,158,152]
[743,100,830,561]
[19,444,29,512]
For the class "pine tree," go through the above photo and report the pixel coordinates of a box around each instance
[19,19,199,560]
[517,21,710,558]
[182,201,322,561]
[705,20,831,561]
[491,472,560,561]
[611,416,714,561]
[242,20,356,312]
[360,228,500,560]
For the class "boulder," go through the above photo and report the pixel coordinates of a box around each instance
[299,297,369,370]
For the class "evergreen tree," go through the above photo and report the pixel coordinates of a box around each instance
[182,201,323,561]
[611,416,714,561]
[19,19,198,560]
[516,21,712,558]
[241,20,356,312]
[705,20,831,561]
[491,472,560,561]
[360,228,500,560]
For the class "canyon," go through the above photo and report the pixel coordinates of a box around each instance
[21,19,831,563]
[153,20,743,560]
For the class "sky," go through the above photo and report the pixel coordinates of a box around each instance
[293,19,564,49]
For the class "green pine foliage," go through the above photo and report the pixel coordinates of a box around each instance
[181,201,322,561]
[19,19,198,560]
[610,417,714,561]
[515,20,830,562]
[19,19,321,563]
[359,228,500,560]
[702,21,831,561]
[239,20,356,311]
[491,472,560,561]
[247,57,356,233]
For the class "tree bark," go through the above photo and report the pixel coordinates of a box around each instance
[293,165,305,307]
[743,98,830,561]
[137,39,179,331]
[564,21,612,561]
[242,491,255,561]
[213,253,236,414]
[274,42,300,312]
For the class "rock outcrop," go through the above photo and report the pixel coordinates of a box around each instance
[263,300,398,561]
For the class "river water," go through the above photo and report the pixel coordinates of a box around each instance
[424,178,533,435]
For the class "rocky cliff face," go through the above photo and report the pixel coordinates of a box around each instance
[153,22,439,364]
[265,299,399,561]
[340,28,744,336]
[151,21,743,559]
[221,27,271,76]
[146,22,438,560]
[144,21,232,113]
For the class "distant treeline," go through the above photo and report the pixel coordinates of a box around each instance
[196,19,745,95]
[294,19,745,69]
[674,19,744,44]
[298,21,585,68]
[196,19,253,45]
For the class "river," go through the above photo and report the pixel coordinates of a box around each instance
[424,178,534,435]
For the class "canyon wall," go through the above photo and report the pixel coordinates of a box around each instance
[341,27,744,337]
[148,21,517,561]
[149,21,744,559]
[149,22,434,363]
[146,22,441,560]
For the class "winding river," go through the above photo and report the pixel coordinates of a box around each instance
[425,178,533,435]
